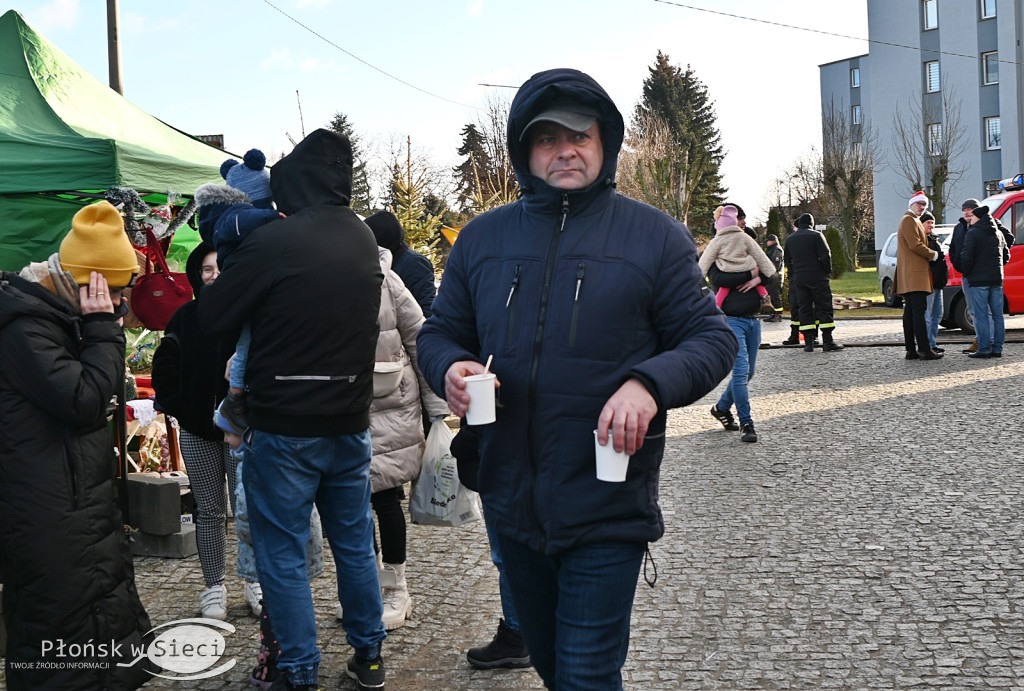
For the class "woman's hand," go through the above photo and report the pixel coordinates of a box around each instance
[80,272,114,314]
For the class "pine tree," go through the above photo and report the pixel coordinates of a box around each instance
[326,111,373,216]
[631,52,726,230]
[388,137,446,270]
[453,124,491,209]
[766,207,783,242]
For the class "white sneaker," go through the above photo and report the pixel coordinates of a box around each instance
[199,584,227,621]
[335,603,344,621]
[243,581,262,617]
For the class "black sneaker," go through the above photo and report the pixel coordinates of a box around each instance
[710,405,739,431]
[740,423,758,443]
[467,618,531,669]
[347,654,385,690]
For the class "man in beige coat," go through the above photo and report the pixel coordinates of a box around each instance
[896,191,943,360]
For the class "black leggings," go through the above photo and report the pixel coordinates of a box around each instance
[371,485,406,564]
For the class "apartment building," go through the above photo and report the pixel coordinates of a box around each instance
[820,0,1021,251]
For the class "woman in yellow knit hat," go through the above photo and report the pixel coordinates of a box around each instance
[0,200,156,689]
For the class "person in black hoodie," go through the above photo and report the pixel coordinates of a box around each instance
[198,128,386,691]
[960,205,1011,358]
[365,210,437,318]
[0,201,155,690]
[920,213,947,352]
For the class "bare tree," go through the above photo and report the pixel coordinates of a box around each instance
[822,98,878,267]
[762,147,827,232]
[618,110,711,229]
[890,88,969,223]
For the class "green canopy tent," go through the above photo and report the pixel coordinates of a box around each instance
[0,9,232,271]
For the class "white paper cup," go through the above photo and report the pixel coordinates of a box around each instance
[464,373,497,425]
[594,430,629,482]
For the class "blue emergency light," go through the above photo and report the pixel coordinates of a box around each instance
[997,174,1024,191]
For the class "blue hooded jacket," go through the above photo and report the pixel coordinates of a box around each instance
[417,68,736,554]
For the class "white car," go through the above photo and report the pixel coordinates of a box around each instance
[877,225,954,307]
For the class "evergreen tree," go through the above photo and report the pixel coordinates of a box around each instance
[766,207,783,242]
[824,226,848,278]
[632,52,726,230]
[453,124,491,209]
[326,111,373,216]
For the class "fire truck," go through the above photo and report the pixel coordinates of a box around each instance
[941,174,1024,333]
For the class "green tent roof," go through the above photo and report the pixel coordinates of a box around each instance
[0,9,228,196]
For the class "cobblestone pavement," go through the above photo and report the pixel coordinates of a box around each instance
[6,318,1024,690]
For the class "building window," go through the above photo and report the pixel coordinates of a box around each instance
[852,105,862,125]
[924,0,938,29]
[981,0,996,19]
[985,117,1001,149]
[925,61,940,92]
[927,123,943,156]
[851,67,860,88]
[983,51,998,84]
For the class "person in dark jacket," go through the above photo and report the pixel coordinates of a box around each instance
[198,129,387,691]
[152,242,264,620]
[784,213,843,351]
[366,210,437,318]
[920,213,948,352]
[416,68,736,689]
[0,201,155,690]
[961,205,1011,358]
[764,234,785,322]
[949,199,980,353]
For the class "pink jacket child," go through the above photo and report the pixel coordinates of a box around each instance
[699,205,777,309]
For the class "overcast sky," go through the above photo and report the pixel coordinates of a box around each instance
[21,0,868,223]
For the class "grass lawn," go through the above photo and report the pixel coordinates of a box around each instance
[802,267,903,317]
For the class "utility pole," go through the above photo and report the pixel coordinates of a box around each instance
[106,0,122,94]
[296,90,306,139]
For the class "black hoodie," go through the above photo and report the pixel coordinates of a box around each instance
[961,206,1010,286]
[198,129,383,436]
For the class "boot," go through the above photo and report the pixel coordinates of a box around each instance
[250,601,283,689]
[963,339,978,354]
[221,389,249,431]
[467,618,531,669]
[821,329,844,352]
[380,562,413,630]
[782,325,801,346]
[803,329,817,352]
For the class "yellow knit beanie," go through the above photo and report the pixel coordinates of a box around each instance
[59,201,138,286]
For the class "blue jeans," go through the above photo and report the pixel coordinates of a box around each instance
[925,289,943,349]
[967,285,1005,353]
[495,534,645,690]
[483,508,520,631]
[244,430,385,686]
[716,316,760,426]
[230,323,251,389]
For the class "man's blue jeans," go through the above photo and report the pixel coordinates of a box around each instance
[925,289,943,349]
[716,316,760,426]
[483,508,520,631]
[245,430,385,686]
[495,534,645,690]
[967,284,1005,353]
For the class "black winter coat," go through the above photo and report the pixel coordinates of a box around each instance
[392,248,436,318]
[152,243,236,441]
[961,216,1010,286]
[949,217,970,274]
[199,129,383,437]
[784,228,831,280]
[927,234,948,290]
[0,273,154,690]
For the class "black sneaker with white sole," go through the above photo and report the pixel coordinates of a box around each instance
[740,423,758,443]
[347,654,385,690]
[710,405,739,431]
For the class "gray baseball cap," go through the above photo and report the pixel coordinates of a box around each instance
[520,103,599,141]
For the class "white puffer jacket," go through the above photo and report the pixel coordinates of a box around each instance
[370,248,449,493]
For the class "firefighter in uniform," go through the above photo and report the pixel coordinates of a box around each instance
[783,213,844,352]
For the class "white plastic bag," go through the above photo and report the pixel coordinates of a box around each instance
[410,421,481,527]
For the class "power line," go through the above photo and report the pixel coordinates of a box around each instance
[652,0,1021,66]
[262,0,479,109]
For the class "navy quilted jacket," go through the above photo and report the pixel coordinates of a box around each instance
[416,69,736,554]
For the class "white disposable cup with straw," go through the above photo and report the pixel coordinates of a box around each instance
[464,355,496,425]
[594,430,629,482]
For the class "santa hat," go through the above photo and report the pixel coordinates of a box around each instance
[908,191,929,209]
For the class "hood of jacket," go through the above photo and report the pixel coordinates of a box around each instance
[270,128,353,216]
[195,184,250,244]
[506,68,624,203]
[184,242,215,296]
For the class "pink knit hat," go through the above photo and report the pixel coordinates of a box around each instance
[715,205,739,230]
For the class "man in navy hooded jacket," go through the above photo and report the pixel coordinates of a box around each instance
[417,68,736,689]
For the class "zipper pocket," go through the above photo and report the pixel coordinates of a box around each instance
[505,264,521,350]
[63,445,79,509]
[569,262,585,347]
